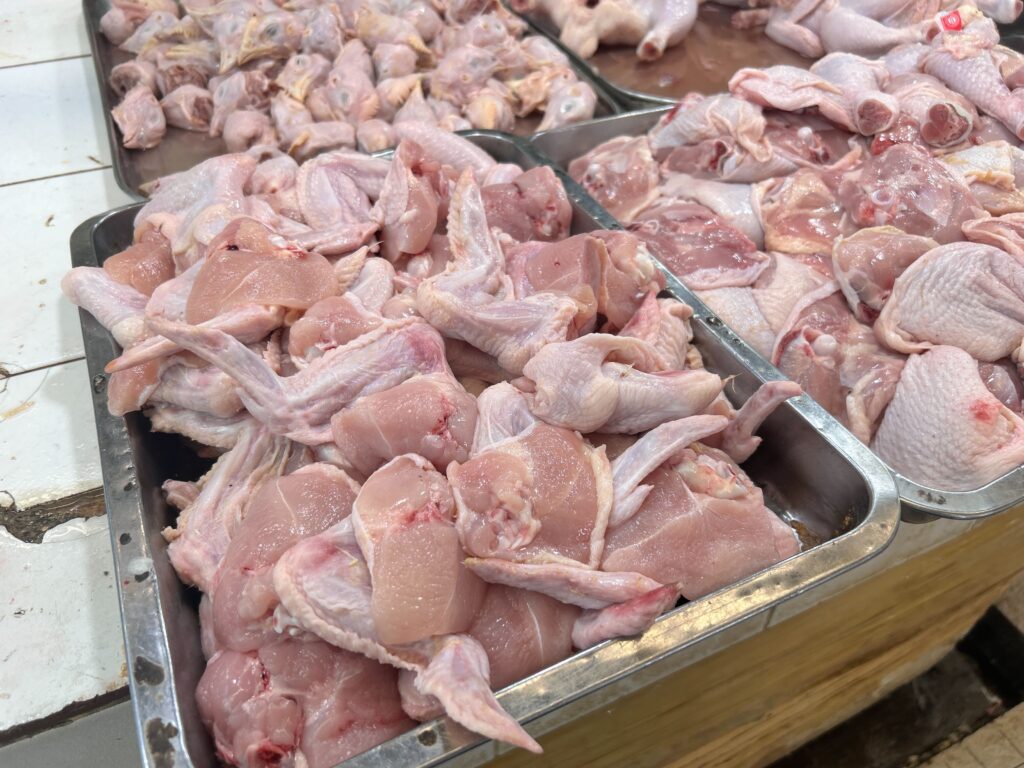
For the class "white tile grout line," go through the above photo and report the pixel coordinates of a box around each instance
[0,53,91,72]
[0,164,113,190]
[1,355,86,382]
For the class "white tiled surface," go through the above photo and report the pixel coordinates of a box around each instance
[0,6,128,738]
[0,518,125,732]
[1,169,132,375]
[0,360,103,507]
[0,56,111,186]
[0,0,90,69]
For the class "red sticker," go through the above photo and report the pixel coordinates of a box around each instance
[940,10,963,30]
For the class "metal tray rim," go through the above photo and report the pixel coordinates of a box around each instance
[71,132,900,768]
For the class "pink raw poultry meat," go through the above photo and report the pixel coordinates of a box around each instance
[466,584,578,689]
[618,291,693,372]
[924,26,1024,141]
[481,166,573,243]
[567,135,660,222]
[287,294,383,360]
[757,168,854,256]
[372,140,439,262]
[571,584,679,649]
[774,293,906,443]
[330,374,477,478]
[588,230,664,330]
[963,213,1024,257]
[112,84,167,149]
[875,241,1024,362]
[449,383,613,567]
[196,639,413,768]
[160,84,214,132]
[728,65,867,135]
[873,345,1024,490]
[417,170,578,375]
[61,267,149,348]
[628,198,769,290]
[271,516,541,752]
[837,143,985,245]
[979,360,1024,411]
[832,226,938,323]
[150,317,452,444]
[148,362,243,418]
[603,422,800,599]
[810,52,899,135]
[164,426,293,592]
[656,173,764,246]
[211,463,360,652]
[505,234,603,334]
[878,73,978,149]
[939,141,1024,217]
[522,334,723,434]
[184,246,335,324]
[352,454,486,644]
[132,153,257,264]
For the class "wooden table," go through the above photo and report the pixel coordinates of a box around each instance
[490,510,1024,768]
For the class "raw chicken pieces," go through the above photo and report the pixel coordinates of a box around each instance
[64,135,804,763]
[515,0,699,61]
[565,8,1024,492]
[873,346,1024,491]
[102,0,598,155]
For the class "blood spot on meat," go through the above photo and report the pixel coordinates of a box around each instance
[969,398,999,423]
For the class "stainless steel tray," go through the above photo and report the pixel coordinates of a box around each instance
[515,2,813,109]
[72,131,899,768]
[83,0,625,198]
[531,110,1024,522]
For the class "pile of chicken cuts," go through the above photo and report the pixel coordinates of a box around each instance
[570,8,1024,492]
[510,0,1020,63]
[62,131,803,764]
[101,0,598,153]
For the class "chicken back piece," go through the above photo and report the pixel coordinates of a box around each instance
[873,345,1024,491]
[211,463,361,653]
[196,638,413,768]
[353,454,486,645]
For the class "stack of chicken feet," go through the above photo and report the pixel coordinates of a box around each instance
[570,5,1024,492]
[62,132,803,765]
[102,0,598,153]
